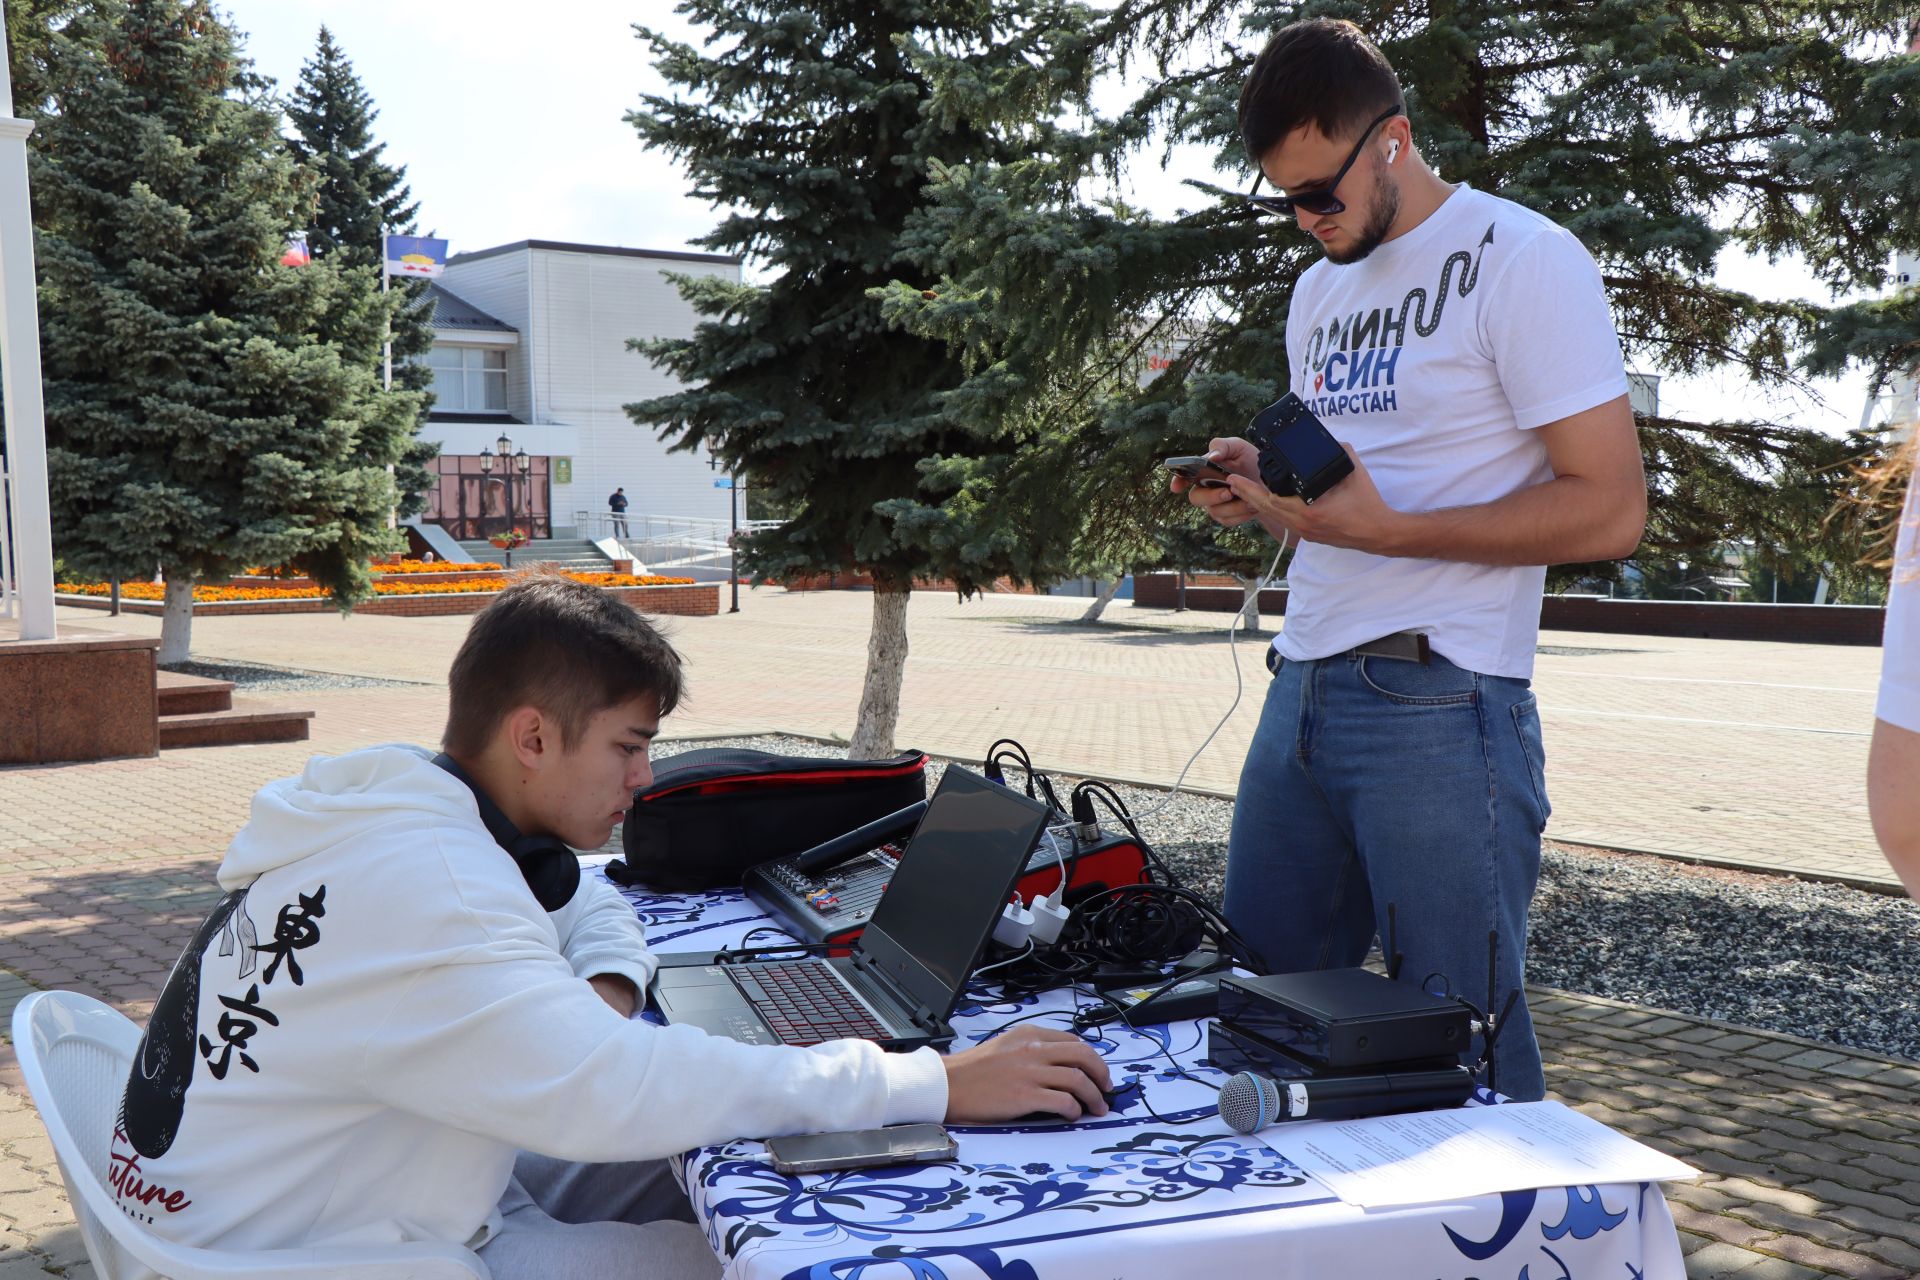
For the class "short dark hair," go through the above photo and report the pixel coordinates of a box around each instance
[1238,18,1405,164]
[442,572,684,756]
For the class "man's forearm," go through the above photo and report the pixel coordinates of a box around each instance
[1870,718,1920,900]
[1379,473,1645,567]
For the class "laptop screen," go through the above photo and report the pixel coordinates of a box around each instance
[857,767,1052,1021]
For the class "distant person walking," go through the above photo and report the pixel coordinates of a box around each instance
[609,487,630,539]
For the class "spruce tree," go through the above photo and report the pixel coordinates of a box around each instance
[3,0,84,118]
[285,25,417,261]
[284,24,436,517]
[32,0,422,662]
[628,1,1101,757]
[884,1,1920,601]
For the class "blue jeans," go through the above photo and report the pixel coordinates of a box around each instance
[1223,648,1549,1101]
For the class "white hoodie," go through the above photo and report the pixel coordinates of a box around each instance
[111,745,947,1256]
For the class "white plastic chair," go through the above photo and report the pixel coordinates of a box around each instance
[12,990,490,1279]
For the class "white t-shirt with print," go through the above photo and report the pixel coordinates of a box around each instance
[1878,475,1920,733]
[1272,184,1630,679]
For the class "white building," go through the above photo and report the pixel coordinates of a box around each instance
[414,239,741,545]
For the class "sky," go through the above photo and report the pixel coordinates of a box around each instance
[216,0,1881,438]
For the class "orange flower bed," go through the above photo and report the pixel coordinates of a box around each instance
[60,581,327,602]
[370,573,695,597]
[240,558,504,576]
[59,571,695,603]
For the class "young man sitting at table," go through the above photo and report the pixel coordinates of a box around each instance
[114,573,1111,1280]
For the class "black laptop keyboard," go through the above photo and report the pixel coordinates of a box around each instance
[730,961,891,1046]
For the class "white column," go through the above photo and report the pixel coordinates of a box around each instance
[0,94,57,639]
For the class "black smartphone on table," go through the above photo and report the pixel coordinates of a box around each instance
[764,1123,958,1175]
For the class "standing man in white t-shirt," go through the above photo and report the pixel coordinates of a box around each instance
[1870,447,1919,894]
[1174,19,1648,1101]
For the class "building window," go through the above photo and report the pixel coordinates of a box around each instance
[427,345,507,413]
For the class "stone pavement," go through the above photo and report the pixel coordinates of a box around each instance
[0,589,1907,1277]
[26,586,1885,887]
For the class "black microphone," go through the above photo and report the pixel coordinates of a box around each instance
[791,801,928,875]
[1218,1065,1476,1134]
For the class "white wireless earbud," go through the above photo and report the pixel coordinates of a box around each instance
[1387,140,1401,163]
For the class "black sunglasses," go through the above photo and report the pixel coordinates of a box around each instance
[1244,106,1403,219]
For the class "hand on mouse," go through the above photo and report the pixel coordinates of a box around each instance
[943,1025,1113,1124]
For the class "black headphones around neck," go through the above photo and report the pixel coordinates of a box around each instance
[431,753,581,911]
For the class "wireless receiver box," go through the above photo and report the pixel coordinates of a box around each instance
[1216,968,1471,1071]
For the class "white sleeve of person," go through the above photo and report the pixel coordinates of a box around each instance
[1878,479,1920,733]
[1479,223,1631,431]
[360,833,947,1162]
[551,871,658,992]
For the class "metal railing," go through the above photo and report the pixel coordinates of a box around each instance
[574,511,782,571]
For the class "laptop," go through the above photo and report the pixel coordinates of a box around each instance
[648,766,1051,1051]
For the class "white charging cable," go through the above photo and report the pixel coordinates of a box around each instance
[1121,530,1291,827]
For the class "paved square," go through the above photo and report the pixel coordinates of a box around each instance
[0,590,1905,1277]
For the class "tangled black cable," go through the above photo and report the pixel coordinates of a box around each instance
[970,880,1267,1003]
[984,738,1068,815]
[1069,780,1182,889]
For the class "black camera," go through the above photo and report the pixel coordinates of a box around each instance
[1246,394,1354,505]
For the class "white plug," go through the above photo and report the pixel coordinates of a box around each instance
[1028,892,1072,946]
[992,900,1035,949]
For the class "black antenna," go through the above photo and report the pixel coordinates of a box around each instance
[1484,930,1500,1094]
[1386,903,1404,981]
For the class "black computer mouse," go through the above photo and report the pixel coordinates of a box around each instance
[1009,1079,1140,1126]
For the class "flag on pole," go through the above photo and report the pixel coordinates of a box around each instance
[279,233,311,267]
[383,234,448,279]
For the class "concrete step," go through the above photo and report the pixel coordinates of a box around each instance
[456,540,612,571]
[456,540,605,554]
[155,670,234,716]
[158,698,315,750]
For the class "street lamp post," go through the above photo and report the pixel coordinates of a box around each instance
[706,447,741,614]
[497,433,515,547]
[514,445,531,546]
[478,432,527,565]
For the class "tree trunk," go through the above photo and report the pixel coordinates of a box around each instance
[158,574,195,665]
[1234,575,1262,632]
[849,583,911,759]
[1079,576,1122,623]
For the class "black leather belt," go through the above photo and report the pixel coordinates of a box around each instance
[1352,631,1431,664]
[1266,630,1432,676]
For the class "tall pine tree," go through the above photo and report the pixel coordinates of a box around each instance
[33,0,422,662]
[284,24,437,517]
[884,1,1920,600]
[285,25,417,261]
[628,0,1102,756]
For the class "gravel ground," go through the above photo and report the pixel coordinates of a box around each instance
[161,659,429,692]
[655,733,1920,1062]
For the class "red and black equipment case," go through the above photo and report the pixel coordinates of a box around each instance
[611,748,929,893]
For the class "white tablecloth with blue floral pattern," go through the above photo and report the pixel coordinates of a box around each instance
[603,871,1686,1280]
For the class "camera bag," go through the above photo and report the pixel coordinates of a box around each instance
[607,747,929,892]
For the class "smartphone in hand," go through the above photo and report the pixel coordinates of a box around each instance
[1164,456,1232,488]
